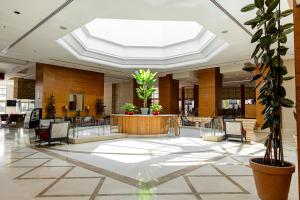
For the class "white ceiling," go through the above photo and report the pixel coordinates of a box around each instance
[0,0,294,81]
[58,18,229,68]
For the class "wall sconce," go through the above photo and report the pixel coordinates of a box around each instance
[85,106,90,116]
[62,105,68,118]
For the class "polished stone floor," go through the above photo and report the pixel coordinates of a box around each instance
[0,128,297,200]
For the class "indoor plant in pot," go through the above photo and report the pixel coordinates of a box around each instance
[150,103,162,115]
[46,94,56,119]
[121,103,137,115]
[95,97,105,118]
[133,69,157,115]
[241,1,295,199]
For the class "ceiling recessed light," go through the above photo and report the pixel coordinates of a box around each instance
[221,30,228,34]
[14,11,21,15]
[59,26,67,30]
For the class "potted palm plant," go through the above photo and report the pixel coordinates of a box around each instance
[121,103,137,115]
[95,97,105,117]
[241,1,295,199]
[46,94,56,119]
[150,103,162,115]
[133,69,157,115]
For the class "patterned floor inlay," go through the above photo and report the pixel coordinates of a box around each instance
[0,128,298,200]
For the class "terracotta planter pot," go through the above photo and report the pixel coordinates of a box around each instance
[249,158,295,200]
[152,111,159,115]
[125,111,134,115]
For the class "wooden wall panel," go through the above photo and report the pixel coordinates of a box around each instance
[35,63,104,118]
[159,74,179,114]
[245,104,256,119]
[293,1,300,198]
[14,78,35,99]
[198,68,222,117]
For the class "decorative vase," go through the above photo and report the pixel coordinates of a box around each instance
[152,111,159,115]
[141,108,149,115]
[249,158,295,200]
[125,111,128,115]
[128,112,134,115]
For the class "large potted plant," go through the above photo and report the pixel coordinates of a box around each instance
[241,1,295,199]
[150,103,162,115]
[46,94,56,119]
[133,69,157,115]
[95,97,105,117]
[121,103,137,115]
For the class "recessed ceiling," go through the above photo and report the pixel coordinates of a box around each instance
[0,0,294,79]
[57,18,229,68]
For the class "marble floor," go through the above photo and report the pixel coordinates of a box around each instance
[0,128,298,200]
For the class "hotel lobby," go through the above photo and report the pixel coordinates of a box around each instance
[0,0,299,200]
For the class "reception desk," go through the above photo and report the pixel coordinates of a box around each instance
[110,114,179,135]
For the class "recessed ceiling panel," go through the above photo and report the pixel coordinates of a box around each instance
[58,18,229,68]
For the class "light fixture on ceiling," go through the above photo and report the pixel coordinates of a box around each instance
[14,11,21,15]
[59,26,67,30]
[221,30,228,34]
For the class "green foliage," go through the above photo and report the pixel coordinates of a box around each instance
[95,97,105,116]
[150,103,162,112]
[241,0,294,166]
[121,103,137,112]
[133,69,157,108]
[46,94,56,119]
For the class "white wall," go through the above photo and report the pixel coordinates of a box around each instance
[282,59,296,132]
[104,83,112,115]
[5,83,17,114]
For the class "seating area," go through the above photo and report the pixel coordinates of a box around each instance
[0,114,25,128]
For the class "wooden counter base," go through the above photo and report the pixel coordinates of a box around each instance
[110,114,179,135]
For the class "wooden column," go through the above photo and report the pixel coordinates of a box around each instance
[35,63,104,118]
[159,74,179,114]
[198,68,222,117]
[181,87,185,114]
[293,1,300,198]
[240,84,245,117]
[193,84,199,116]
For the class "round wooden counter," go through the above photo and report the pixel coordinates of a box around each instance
[110,114,179,135]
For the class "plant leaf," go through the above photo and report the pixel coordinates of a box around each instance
[283,76,294,81]
[281,9,293,18]
[241,4,256,12]
[250,74,262,82]
[243,66,256,72]
[251,44,261,58]
[255,0,264,8]
[251,29,263,43]
[244,17,261,26]
[282,98,294,108]
[266,0,279,14]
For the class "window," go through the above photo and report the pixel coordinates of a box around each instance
[17,100,35,113]
[0,85,6,114]
[151,87,159,104]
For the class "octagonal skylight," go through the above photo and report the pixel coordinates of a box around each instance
[57,18,229,68]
